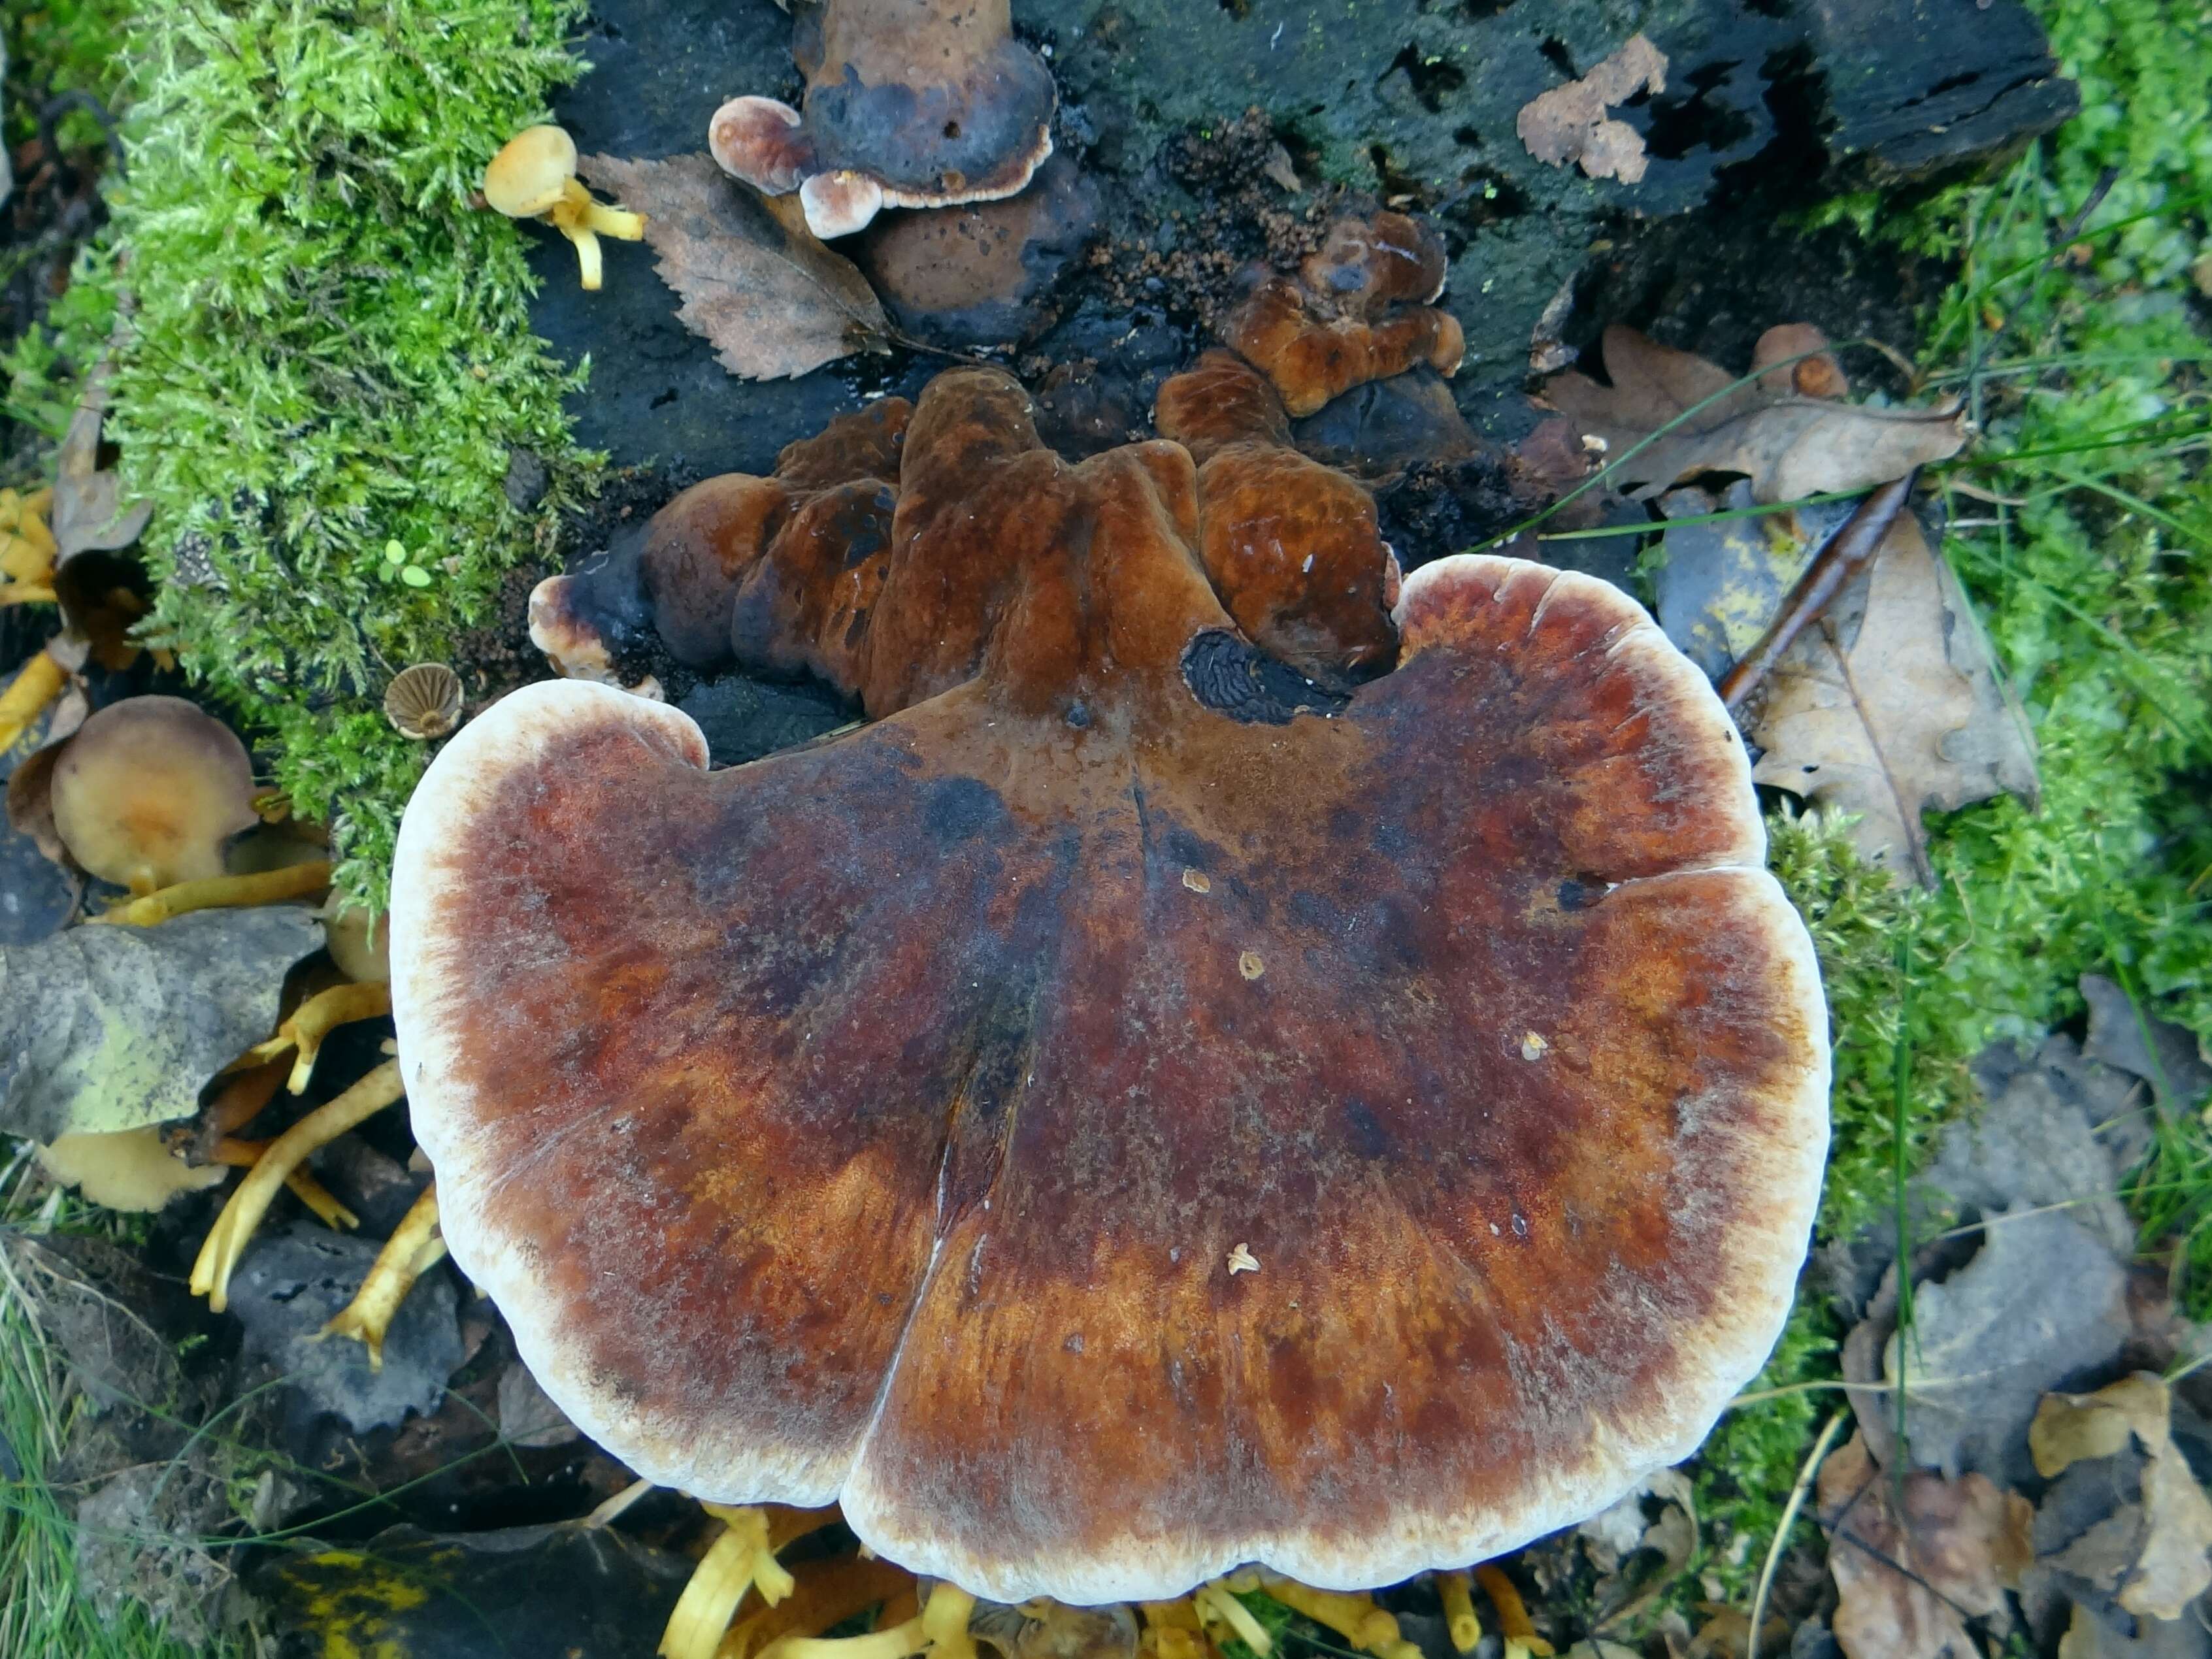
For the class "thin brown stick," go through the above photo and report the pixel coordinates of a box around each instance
[1718,469,1919,711]
[1745,1409,1849,1659]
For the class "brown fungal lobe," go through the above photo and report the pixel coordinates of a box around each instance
[710,0,1058,239]
[393,366,1829,1605]
[1223,210,1466,418]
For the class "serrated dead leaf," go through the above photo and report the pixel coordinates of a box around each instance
[578,152,889,382]
[1749,510,2039,883]
[1542,323,1967,502]
[2032,1374,2212,1621]
[1517,35,1668,184]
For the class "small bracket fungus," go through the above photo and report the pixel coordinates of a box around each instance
[391,367,1828,1604]
[484,125,645,291]
[1222,211,1466,418]
[709,0,1057,239]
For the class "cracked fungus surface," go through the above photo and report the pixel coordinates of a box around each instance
[390,380,1828,1605]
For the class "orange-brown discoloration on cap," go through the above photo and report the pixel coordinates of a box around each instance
[393,367,1828,1606]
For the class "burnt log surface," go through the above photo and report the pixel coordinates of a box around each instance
[533,0,2073,483]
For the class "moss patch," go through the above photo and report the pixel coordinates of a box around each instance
[18,1,599,908]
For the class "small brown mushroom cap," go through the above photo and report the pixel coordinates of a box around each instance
[710,0,1057,238]
[484,125,580,218]
[50,696,258,889]
[391,366,1828,1604]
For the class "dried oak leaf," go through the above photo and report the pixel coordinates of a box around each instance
[1541,324,1968,503]
[1749,510,2039,884]
[1819,1431,2033,1659]
[578,152,889,382]
[2032,1375,2212,1621]
[0,906,324,1143]
[1517,35,1668,184]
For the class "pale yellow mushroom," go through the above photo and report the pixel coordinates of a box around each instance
[719,1557,922,1659]
[318,1181,444,1369]
[484,125,645,292]
[190,1059,406,1311]
[662,1505,840,1659]
[1474,1566,1553,1659]
[233,979,395,1094]
[35,1127,226,1211]
[1434,1572,1481,1655]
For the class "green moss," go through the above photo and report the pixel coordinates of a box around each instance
[61,0,599,908]
[1684,0,2212,1602]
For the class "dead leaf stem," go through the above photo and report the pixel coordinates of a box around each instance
[1720,470,1918,710]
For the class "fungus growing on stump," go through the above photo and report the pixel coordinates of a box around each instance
[391,366,1829,1603]
[1223,210,1466,418]
[710,0,1057,238]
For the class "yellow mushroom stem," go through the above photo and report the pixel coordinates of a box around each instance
[1434,1572,1481,1655]
[547,178,643,293]
[1194,1586,1272,1658]
[921,1583,978,1659]
[190,1058,404,1311]
[212,1137,359,1229]
[0,645,67,753]
[235,979,395,1094]
[1473,1568,1552,1659]
[1138,1602,1214,1659]
[759,1617,929,1659]
[662,1505,841,1659]
[0,585,56,607]
[90,859,334,927]
[318,1181,444,1369]
[1256,1575,1419,1659]
[719,1557,920,1659]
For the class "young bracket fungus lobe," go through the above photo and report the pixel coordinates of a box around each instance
[391,366,1829,1604]
[710,0,1057,239]
[1223,210,1466,418]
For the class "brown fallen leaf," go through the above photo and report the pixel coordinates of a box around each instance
[2032,1374,2212,1620]
[1749,510,2040,883]
[1516,35,1668,184]
[578,152,890,382]
[52,367,152,562]
[1541,323,1968,502]
[1819,1432,2033,1659]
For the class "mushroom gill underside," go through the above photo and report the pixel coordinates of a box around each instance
[390,371,1830,1606]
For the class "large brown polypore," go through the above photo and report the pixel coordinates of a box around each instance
[391,367,1830,1605]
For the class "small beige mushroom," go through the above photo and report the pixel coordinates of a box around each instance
[483,125,645,292]
[50,696,259,893]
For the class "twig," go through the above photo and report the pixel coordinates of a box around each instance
[1745,1409,1849,1659]
[1717,469,1918,710]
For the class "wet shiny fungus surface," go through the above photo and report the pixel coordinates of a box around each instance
[391,363,1829,1606]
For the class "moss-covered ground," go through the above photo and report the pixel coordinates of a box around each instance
[1,0,2208,1652]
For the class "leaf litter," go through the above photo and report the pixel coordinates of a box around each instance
[1541,324,1968,503]
[578,152,891,381]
